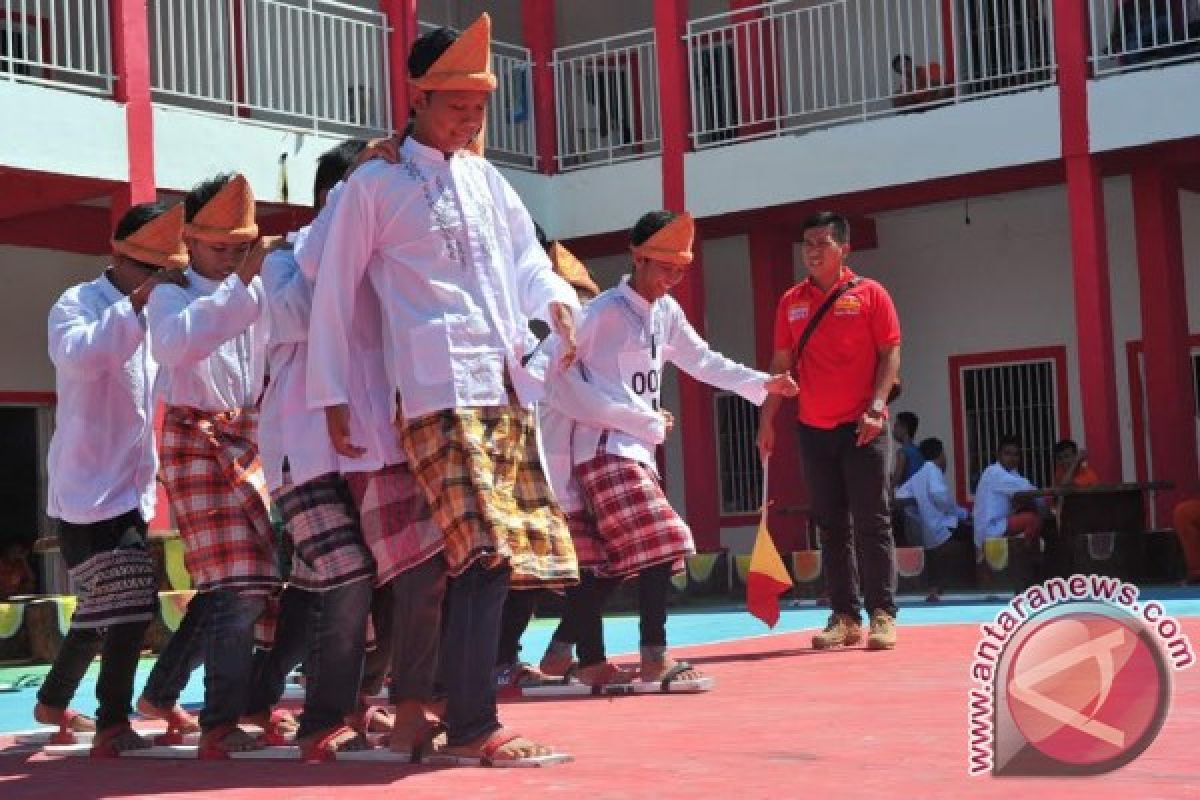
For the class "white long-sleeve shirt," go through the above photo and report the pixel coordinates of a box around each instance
[295,183,404,473]
[530,335,665,512]
[306,137,578,421]
[570,276,768,471]
[972,462,1037,546]
[46,274,159,524]
[146,269,269,411]
[896,461,966,549]
[257,236,342,491]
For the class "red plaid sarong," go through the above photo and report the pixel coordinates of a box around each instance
[345,463,444,586]
[576,451,694,580]
[272,471,375,592]
[566,510,608,574]
[160,406,279,594]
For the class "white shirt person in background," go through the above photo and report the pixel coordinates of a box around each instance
[895,437,970,601]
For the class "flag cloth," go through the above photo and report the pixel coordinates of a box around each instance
[746,458,793,628]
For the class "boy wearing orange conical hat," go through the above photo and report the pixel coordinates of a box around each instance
[139,173,281,758]
[307,16,578,766]
[549,211,796,689]
[37,203,189,756]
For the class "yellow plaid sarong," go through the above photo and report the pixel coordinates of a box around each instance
[398,402,579,590]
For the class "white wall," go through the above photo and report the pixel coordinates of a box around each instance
[0,247,108,393]
[0,82,127,182]
[153,106,343,206]
[1090,61,1200,154]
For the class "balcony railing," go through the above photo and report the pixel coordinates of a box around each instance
[417,20,538,171]
[149,0,391,135]
[0,0,112,95]
[552,29,661,170]
[686,0,1057,149]
[1089,0,1200,75]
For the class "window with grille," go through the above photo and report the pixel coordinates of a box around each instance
[0,24,33,77]
[959,356,1062,496]
[715,391,763,514]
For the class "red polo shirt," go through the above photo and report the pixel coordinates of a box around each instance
[773,269,901,429]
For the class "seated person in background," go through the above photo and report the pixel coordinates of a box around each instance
[890,411,924,547]
[896,438,969,602]
[1052,439,1101,488]
[891,54,951,107]
[0,540,35,599]
[1174,496,1200,585]
[972,435,1045,556]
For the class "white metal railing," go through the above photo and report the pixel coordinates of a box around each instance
[416,21,538,170]
[149,0,390,135]
[687,0,1056,149]
[715,391,763,515]
[553,29,661,170]
[0,0,112,94]
[1089,0,1200,75]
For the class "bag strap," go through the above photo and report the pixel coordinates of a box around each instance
[791,277,861,371]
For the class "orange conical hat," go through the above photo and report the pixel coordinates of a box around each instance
[184,173,259,243]
[111,203,188,270]
[550,242,600,296]
[631,211,694,266]
[410,13,497,92]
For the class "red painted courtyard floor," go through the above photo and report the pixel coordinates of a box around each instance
[2,620,1198,799]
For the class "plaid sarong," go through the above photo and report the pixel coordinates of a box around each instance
[66,535,157,630]
[566,510,608,574]
[398,403,578,590]
[345,463,444,587]
[576,450,694,579]
[272,472,375,592]
[160,406,279,594]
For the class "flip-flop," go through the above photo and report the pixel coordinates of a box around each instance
[406,718,446,764]
[48,709,93,745]
[90,723,148,759]
[299,725,371,764]
[425,728,571,768]
[253,709,298,746]
[348,704,393,734]
[577,661,637,688]
[151,706,201,745]
[198,724,262,761]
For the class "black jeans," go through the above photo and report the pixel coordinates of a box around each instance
[551,572,618,667]
[246,579,373,737]
[359,583,394,697]
[797,421,898,618]
[38,512,151,731]
[387,554,447,703]
[497,589,546,667]
[440,561,509,747]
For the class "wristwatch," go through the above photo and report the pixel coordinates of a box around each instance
[865,399,886,419]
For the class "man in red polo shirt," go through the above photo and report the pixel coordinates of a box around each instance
[758,212,902,650]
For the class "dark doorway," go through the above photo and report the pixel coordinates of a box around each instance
[0,407,40,553]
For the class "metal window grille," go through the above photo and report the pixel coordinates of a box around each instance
[1089,0,1200,75]
[960,357,1060,497]
[0,0,113,94]
[715,391,764,514]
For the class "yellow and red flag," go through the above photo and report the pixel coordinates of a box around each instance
[746,458,793,628]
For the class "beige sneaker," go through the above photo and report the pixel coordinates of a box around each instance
[866,610,897,650]
[811,613,863,649]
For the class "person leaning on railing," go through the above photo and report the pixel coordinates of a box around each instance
[890,54,953,108]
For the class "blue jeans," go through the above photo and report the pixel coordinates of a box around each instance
[199,590,265,731]
[141,592,213,709]
[441,562,510,747]
[247,579,373,738]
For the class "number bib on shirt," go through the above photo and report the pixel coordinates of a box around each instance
[618,349,661,411]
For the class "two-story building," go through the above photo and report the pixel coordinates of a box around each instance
[2,0,1197,577]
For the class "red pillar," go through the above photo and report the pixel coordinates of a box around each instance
[109,0,156,221]
[1132,165,1199,518]
[748,225,807,551]
[381,0,418,134]
[523,0,558,174]
[654,0,721,551]
[1053,0,1122,482]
